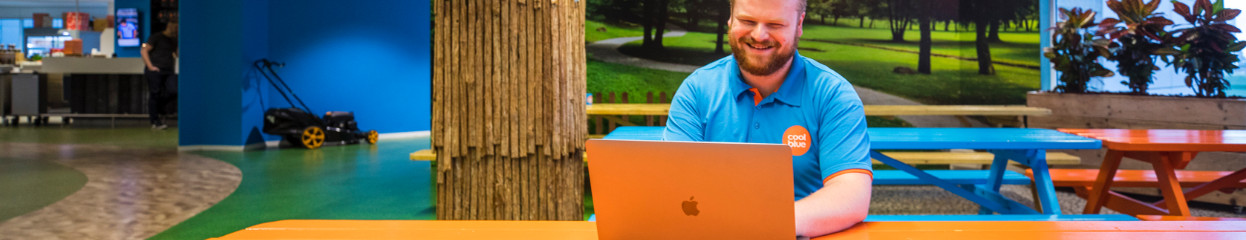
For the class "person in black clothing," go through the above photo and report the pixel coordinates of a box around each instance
[142,21,177,129]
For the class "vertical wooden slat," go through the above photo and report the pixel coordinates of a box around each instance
[492,0,503,219]
[482,0,495,220]
[535,0,550,220]
[521,0,534,220]
[432,0,444,220]
[450,0,462,220]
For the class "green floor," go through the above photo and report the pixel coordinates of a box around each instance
[0,153,87,221]
[151,137,436,239]
[0,127,174,222]
[0,127,439,239]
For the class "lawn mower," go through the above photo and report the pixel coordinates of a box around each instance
[255,59,378,149]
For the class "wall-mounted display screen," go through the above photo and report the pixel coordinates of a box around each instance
[117,8,140,47]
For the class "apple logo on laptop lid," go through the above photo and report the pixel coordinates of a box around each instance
[681,196,699,216]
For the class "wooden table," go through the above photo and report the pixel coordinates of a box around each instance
[587,104,1052,116]
[585,104,1051,127]
[212,220,1246,239]
[603,126,1102,215]
[1058,129,1246,216]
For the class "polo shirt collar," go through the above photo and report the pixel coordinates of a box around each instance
[730,52,806,107]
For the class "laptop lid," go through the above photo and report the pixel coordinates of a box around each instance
[587,139,795,239]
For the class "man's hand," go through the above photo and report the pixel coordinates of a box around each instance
[147,65,160,72]
[794,172,871,237]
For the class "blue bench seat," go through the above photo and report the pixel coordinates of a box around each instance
[873,170,1032,185]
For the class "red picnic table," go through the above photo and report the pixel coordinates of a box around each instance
[1058,129,1246,216]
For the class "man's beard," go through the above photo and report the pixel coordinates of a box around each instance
[729,35,797,76]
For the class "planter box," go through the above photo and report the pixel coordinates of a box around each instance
[1027,92,1246,129]
[1027,92,1246,210]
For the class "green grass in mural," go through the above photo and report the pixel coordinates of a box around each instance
[799,24,1042,67]
[616,30,1040,104]
[587,59,691,103]
[586,20,663,43]
[866,116,914,128]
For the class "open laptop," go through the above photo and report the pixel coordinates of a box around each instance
[586,139,795,239]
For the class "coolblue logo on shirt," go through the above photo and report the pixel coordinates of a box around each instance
[783,125,811,156]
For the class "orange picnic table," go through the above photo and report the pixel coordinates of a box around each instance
[1058,129,1246,216]
[211,220,1246,239]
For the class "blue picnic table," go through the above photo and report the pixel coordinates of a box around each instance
[601,126,1102,215]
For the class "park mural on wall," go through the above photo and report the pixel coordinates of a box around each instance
[585,0,1044,113]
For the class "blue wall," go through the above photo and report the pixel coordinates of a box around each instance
[261,0,431,141]
[114,0,150,58]
[179,0,260,146]
[180,0,431,147]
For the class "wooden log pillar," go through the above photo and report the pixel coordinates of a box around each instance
[432,0,586,220]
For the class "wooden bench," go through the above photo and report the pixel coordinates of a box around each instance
[1135,215,1246,221]
[1025,169,1246,215]
[863,214,1138,222]
[870,152,1080,165]
[412,149,1081,166]
[414,149,1077,187]
[874,170,1032,185]
[584,104,1052,130]
[1026,169,1246,189]
[593,213,1137,222]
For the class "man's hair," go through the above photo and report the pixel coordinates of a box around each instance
[730,0,806,14]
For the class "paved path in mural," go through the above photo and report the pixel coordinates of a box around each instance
[586,26,702,73]
[587,30,982,127]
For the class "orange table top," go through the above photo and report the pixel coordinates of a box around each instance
[1057,129,1246,152]
[211,220,1246,239]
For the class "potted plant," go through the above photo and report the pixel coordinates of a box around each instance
[1045,8,1114,93]
[1098,0,1174,95]
[1163,0,1245,97]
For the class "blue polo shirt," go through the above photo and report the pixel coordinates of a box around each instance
[663,53,872,200]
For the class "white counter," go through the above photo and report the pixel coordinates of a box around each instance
[41,57,145,74]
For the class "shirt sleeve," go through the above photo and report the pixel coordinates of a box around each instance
[146,35,162,48]
[663,76,704,142]
[816,79,873,182]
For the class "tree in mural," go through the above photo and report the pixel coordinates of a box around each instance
[960,0,1030,75]
[885,0,916,42]
[713,0,730,54]
[808,0,834,25]
[913,0,959,73]
[960,0,997,75]
[641,0,674,50]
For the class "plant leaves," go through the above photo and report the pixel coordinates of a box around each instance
[1145,0,1161,13]
[1094,69,1115,77]
[1172,1,1197,23]
[1194,0,1211,17]
[1153,47,1180,55]
[1213,9,1240,22]
[1146,17,1174,26]
[1228,41,1246,52]
[1215,24,1242,33]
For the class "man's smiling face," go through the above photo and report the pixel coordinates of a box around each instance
[728,0,804,76]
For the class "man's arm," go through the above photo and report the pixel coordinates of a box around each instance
[663,78,704,141]
[797,76,873,237]
[140,42,158,72]
[794,172,870,237]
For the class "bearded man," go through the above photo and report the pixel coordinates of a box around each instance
[662,0,871,237]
